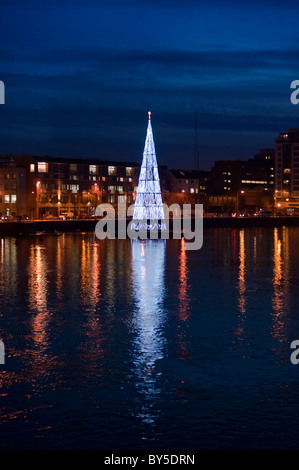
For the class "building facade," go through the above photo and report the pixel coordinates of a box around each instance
[0,156,140,218]
[0,158,28,218]
[275,129,299,213]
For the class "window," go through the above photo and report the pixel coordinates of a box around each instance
[117,186,124,193]
[5,174,10,179]
[38,162,48,173]
[4,195,10,203]
[108,166,116,176]
[89,165,97,174]
[70,164,77,172]
[11,195,17,203]
[108,185,116,194]
[30,164,35,172]
[126,167,132,176]
[70,184,79,193]
[190,188,195,193]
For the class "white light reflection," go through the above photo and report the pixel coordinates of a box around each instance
[130,239,166,426]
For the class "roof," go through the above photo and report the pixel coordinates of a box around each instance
[0,155,140,167]
[169,169,210,179]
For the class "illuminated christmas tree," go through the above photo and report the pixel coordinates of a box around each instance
[133,112,165,222]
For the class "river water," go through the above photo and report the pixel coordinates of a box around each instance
[0,227,299,449]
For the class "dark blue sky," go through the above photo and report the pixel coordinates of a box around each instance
[1,0,299,169]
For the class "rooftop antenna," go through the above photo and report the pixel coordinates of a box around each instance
[194,111,199,170]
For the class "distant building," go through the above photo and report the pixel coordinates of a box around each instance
[164,169,209,207]
[275,129,299,212]
[207,150,275,214]
[0,156,140,218]
[241,148,275,192]
[168,169,209,195]
[0,158,28,218]
[209,160,241,196]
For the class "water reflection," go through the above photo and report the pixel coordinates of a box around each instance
[271,227,289,343]
[28,244,50,349]
[177,238,191,359]
[130,239,166,426]
[238,229,246,317]
[234,229,247,341]
[80,237,102,311]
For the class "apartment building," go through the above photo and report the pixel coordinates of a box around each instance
[0,158,28,218]
[275,129,299,212]
[0,156,140,218]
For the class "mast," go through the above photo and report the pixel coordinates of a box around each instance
[194,111,199,170]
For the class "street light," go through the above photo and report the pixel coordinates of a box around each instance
[236,190,245,216]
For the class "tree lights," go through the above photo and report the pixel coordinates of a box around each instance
[132,112,165,221]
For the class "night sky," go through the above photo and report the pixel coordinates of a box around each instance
[1,0,299,170]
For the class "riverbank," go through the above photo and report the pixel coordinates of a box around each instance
[0,216,298,237]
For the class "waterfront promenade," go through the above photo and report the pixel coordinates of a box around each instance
[0,216,298,236]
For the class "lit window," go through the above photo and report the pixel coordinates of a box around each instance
[4,195,9,203]
[89,165,97,174]
[11,195,17,203]
[70,184,79,192]
[117,186,124,193]
[38,162,48,173]
[108,166,116,176]
[38,162,47,173]
[30,164,35,173]
[126,167,132,176]
[190,188,195,193]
